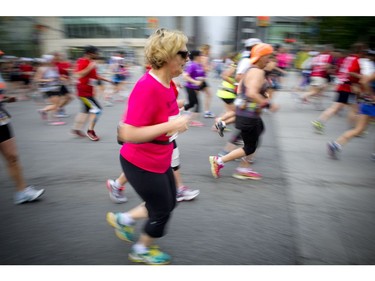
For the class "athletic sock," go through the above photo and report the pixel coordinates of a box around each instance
[133,243,148,254]
[334,141,342,150]
[237,167,251,173]
[216,157,224,165]
[118,212,134,226]
[114,179,122,189]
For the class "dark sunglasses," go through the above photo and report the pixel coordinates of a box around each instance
[177,50,190,59]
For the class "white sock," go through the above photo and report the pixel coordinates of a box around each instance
[114,179,121,189]
[334,142,342,150]
[216,157,224,165]
[237,167,250,173]
[133,243,148,254]
[118,212,134,226]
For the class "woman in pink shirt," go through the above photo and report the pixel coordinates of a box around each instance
[106,28,191,265]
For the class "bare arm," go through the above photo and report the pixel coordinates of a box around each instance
[75,60,96,78]
[361,72,375,84]
[221,64,236,83]
[97,74,112,83]
[243,69,267,103]
[33,67,48,82]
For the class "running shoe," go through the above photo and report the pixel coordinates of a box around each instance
[71,129,86,138]
[190,121,204,127]
[106,179,127,203]
[106,212,134,242]
[37,109,47,120]
[215,120,226,137]
[14,185,45,205]
[54,113,69,118]
[327,141,341,159]
[48,121,66,126]
[87,130,100,141]
[311,120,324,134]
[209,156,224,178]
[54,109,69,118]
[128,245,171,265]
[176,186,200,202]
[232,168,262,180]
[204,111,216,118]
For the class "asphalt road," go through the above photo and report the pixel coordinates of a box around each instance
[1,70,374,268]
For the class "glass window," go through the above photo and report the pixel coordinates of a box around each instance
[62,16,148,39]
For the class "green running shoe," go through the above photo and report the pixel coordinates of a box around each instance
[311,120,324,134]
[106,212,134,242]
[128,245,171,265]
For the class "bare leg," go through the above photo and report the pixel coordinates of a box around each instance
[58,94,73,109]
[221,147,246,163]
[117,172,127,186]
[303,85,321,100]
[42,95,61,120]
[0,137,27,192]
[347,103,359,128]
[127,202,148,220]
[173,169,183,189]
[203,87,212,113]
[87,113,97,131]
[72,112,89,131]
[318,102,345,122]
[336,115,370,146]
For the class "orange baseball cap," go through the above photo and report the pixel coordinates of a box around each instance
[249,43,274,64]
[0,50,4,56]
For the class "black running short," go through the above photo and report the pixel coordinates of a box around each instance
[335,91,356,104]
[0,123,14,143]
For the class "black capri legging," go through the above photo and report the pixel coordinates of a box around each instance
[120,155,177,238]
[236,116,264,156]
[183,87,200,113]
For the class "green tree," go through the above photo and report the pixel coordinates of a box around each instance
[317,17,375,49]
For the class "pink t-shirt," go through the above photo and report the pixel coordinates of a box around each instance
[120,72,179,173]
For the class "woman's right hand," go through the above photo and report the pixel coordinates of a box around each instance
[167,114,191,136]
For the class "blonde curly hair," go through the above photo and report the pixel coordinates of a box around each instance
[145,28,188,70]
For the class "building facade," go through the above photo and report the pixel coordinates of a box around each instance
[0,16,310,61]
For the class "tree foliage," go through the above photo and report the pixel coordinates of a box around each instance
[316,17,375,49]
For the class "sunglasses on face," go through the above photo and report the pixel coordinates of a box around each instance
[177,50,190,59]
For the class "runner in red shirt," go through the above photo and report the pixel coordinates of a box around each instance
[301,44,334,103]
[71,45,112,141]
[311,42,367,134]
